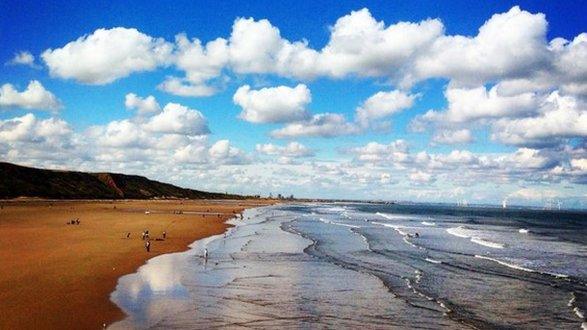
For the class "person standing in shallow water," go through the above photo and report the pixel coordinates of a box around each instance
[204,248,208,261]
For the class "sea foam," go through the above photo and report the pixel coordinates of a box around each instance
[447,226,504,249]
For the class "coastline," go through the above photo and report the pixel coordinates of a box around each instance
[0,199,271,330]
[108,206,268,328]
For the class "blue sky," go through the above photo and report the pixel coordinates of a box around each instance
[0,1,586,208]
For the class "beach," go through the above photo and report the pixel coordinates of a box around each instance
[110,203,587,329]
[0,199,268,329]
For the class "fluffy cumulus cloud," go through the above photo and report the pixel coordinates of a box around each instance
[234,84,310,123]
[7,51,37,67]
[349,140,409,163]
[125,93,161,116]
[491,92,587,146]
[312,9,443,79]
[0,113,74,165]
[422,86,538,123]
[42,27,173,84]
[0,93,253,174]
[347,139,568,180]
[241,85,414,137]
[411,6,550,85]
[161,6,585,94]
[414,86,586,148]
[355,90,416,127]
[256,142,314,157]
[146,103,209,135]
[0,113,70,144]
[431,129,474,145]
[271,113,361,138]
[36,7,587,98]
[409,170,435,184]
[208,139,249,164]
[5,6,586,205]
[0,80,61,111]
[158,33,229,96]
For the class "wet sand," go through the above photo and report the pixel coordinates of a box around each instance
[0,199,269,330]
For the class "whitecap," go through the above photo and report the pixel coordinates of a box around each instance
[446,226,470,238]
[470,237,504,249]
[421,221,436,226]
[475,255,535,273]
[448,226,504,249]
[376,212,404,220]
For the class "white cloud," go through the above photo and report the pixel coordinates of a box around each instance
[234,84,310,123]
[173,143,208,164]
[42,27,173,84]
[355,90,416,127]
[7,51,37,67]
[432,129,474,145]
[349,140,409,163]
[146,103,209,135]
[0,113,68,143]
[158,77,217,97]
[423,86,537,123]
[501,148,552,169]
[271,113,360,138]
[209,139,249,164]
[317,8,443,79]
[159,34,229,97]
[256,142,314,157]
[551,33,587,96]
[228,18,287,74]
[411,6,549,86]
[571,158,587,172]
[125,93,161,116]
[491,91,587,145]
[437,150,479,165]
[409,170,434,183]
[87,119,147,148]
[507,187,559,200]
[0,80,62,111]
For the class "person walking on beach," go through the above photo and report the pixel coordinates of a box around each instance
[204,248,208,261]
[145,240,151,252]
[162,231,166,239]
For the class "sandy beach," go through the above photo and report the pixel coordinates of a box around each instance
[0,199,269,330]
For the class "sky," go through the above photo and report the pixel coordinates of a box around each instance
[0,0,586,208]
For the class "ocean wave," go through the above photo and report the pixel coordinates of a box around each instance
[425,258,442,264]
[446,226,470,238]
[519,228,530,234]
[470,237,505,249]
[421,221,436,226]
[474,255,571,281]
[318,218,360,228]
[372,222,407,235]
[376,212,405,220]
[567,292,585,325]
[475,255,535,273]
[447,226,504,249]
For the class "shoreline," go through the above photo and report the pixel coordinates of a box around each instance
[108,208,257,328]
[0,199,272,329]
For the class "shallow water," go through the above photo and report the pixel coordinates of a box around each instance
[110,203,587,329]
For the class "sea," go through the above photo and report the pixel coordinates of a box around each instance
[109,203,587,329]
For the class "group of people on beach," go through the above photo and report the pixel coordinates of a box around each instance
[122,229,167,252]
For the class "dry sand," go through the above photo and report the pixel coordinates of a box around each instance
[0,199,270,329]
